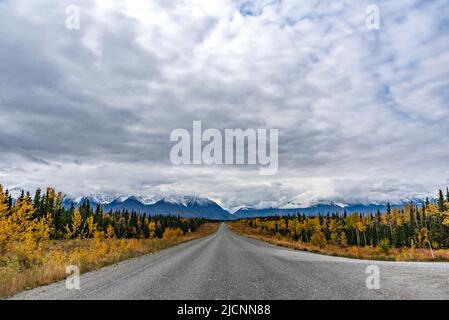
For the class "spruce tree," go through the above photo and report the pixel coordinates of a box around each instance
[33,188,41,215]
[438,189,446,212]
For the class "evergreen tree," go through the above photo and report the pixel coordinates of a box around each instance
[33,188,42,218]
[438,189,446,212]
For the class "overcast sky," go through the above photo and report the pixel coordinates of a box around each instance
[1,0,449,211]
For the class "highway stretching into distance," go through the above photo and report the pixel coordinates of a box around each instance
[12,224,449,300]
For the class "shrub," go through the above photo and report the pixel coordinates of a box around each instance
[310,230,327,248]
[377,238,391,255]
[162,227,183,240]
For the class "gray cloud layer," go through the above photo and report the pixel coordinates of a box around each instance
[1,0,449,211]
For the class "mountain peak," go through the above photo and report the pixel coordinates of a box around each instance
[63,193,232,220]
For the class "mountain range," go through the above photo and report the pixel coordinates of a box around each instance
[61,193,427,221]
[64,195,232,220]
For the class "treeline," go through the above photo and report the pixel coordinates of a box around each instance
[0,184,207,252]
[239,188,449,250]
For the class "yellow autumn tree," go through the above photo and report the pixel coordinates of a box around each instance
[65,209,83,239]
[43,187,64,216]
[9,195,35,241]
[442,211,449,226]
[106,224,115,239]
[417,227,430,248]
[0,185,12,253]
[86,215,97,238]
[0,185,54,256]
[162,227,183,240]
[33,213,53,244]
[356,221,367,246]
[310,217,326,248]
[4,193,54,262]
[339,231,348,246]
[329,219,338,244]
[148,221,156,239]
[287,219,297,237]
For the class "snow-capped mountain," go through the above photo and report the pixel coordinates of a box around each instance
[72,193,122,205]
[231,203,401,219]
[72,193,217,207]
[5,187,24,199]
[64,194,232,220]
[5,186,434,220]
[280,197,428,210]
[231,197,432,219]
[282,199,349,209]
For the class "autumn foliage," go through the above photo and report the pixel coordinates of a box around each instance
[0,184,216,297]
[230,188,449,261]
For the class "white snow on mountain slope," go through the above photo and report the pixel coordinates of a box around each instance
[67,193,217,207]
[281,199,349,209]
[4,186,433,211]
[157,195,215,206]
[280,197,431,210]
[5,187,23,199]
[88,193,122,204]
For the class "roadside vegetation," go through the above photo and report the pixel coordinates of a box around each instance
[0,184,218,298]
[228,188,449,262]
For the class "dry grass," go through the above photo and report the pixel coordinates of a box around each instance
[227,222,449,262]
[0,223,218,298]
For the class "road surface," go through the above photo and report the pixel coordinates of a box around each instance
[11,224,449,300]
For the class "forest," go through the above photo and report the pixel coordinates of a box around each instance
[0,185,207,248]
[0,184,216,297]
[230,188,449,260]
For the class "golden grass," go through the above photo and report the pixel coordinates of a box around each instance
[227,222,449,262]
[0,223,218,298]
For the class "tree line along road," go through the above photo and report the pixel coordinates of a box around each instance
[11,223,449,300]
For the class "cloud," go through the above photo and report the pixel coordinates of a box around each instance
[1,0,449,210]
